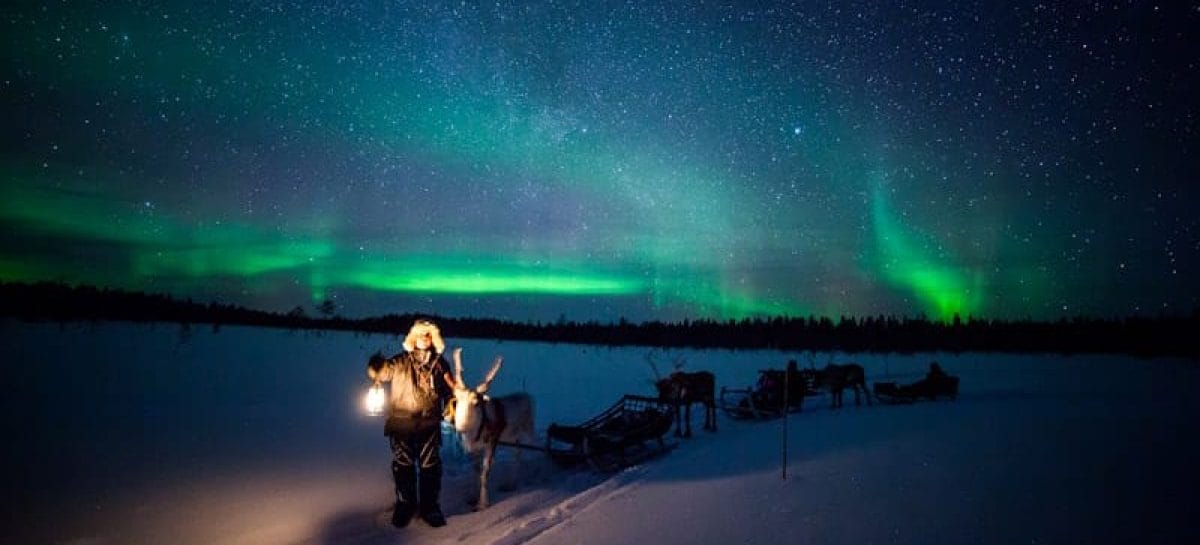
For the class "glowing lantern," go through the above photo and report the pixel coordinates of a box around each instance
[365,383,386,416]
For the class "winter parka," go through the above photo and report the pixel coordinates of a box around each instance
[368,348,452,428]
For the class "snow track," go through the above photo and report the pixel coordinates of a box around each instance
[461,466,645,545]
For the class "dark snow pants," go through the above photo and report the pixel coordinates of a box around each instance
[386,417,443,510]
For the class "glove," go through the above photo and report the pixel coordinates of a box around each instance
[368,352,387,376]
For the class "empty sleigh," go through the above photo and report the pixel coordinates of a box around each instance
[545,394,675,471]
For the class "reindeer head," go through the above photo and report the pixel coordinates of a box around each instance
[654,371,689,402]
[451,347,503,435]
[653,376,675,400]
[649,353,690,401]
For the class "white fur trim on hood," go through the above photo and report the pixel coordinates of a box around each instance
[403,319,446,353]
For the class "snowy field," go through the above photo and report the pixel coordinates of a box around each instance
[2,320,1198,545]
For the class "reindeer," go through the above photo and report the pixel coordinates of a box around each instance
[451,348,535,510]
[814,362,872,408]
[649,355,716,437]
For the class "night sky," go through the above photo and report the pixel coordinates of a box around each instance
[2,1,1197,323]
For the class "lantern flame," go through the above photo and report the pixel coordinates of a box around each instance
[365,384,385,416]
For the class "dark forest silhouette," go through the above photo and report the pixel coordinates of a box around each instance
[2,281,1196,358]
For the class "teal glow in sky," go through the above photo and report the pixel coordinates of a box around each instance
[2,2,1196,322]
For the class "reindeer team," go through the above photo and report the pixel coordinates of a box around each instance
[442,348,873,513]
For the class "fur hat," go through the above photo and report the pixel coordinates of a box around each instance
[403,319,445,353]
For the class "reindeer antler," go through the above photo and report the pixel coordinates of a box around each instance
[480,356,503,393]
[646,352,663,381]
[452,347,466,388]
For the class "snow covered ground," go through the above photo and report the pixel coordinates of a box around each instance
[2,320,1197,545]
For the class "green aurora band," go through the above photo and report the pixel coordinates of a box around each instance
[1,169,811,319]
[869,181,983,320]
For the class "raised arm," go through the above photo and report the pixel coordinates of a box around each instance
[366,351,395,383]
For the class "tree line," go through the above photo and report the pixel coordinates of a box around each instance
[2,281,1196,358]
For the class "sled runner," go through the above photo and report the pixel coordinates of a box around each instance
[545,395,675,471]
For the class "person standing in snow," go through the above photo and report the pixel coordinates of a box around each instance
[367,319,454,528]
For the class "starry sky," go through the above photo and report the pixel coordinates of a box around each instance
[2,1,1197,323]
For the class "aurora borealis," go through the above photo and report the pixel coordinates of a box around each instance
[2,2,1196,322]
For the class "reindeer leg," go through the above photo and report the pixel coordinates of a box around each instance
[679,404,686,437]
[478,444,494,510]
[511,438,522,490]
[501,431,525,492]
[686,403,696,441]
[465,452,481,508]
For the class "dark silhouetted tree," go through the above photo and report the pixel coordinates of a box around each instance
[318,299,337,318]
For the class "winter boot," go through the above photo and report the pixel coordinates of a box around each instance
[418,468,446,527]
[391,500,417,528]
[391,462,418,528]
